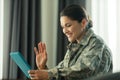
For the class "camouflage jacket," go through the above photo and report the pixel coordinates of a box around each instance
[48,29,113,80]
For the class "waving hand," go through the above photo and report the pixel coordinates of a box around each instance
[34,42,47,70]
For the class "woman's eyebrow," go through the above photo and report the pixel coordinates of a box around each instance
[65,23,71,26]
[60,22,71,28]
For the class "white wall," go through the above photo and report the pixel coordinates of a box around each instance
[0,0,3,79]
[41,0,58,68]
[3,0,12,79]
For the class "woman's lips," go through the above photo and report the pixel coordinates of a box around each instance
[66,33,72,38]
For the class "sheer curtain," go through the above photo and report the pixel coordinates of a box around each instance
[86,0,120,72]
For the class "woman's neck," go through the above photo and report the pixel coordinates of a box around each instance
[76,30,86,43]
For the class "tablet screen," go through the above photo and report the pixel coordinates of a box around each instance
[10,52,31,78]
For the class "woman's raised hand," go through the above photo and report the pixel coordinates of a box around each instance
[34,42,47,70]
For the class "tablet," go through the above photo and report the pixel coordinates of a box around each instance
[10,52,31,78]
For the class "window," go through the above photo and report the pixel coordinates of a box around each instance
[87,0,120,72]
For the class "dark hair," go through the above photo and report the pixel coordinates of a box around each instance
[60,4,93,29]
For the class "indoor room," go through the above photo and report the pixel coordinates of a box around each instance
[0,0,120,79]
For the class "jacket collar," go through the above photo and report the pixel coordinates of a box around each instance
[67,29,94,49]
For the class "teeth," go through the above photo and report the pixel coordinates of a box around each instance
[66,33,72,38]
[67,35,71,38]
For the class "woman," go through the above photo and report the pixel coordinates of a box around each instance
[28,4,113,80]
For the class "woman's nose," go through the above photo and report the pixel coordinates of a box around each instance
[63,28,68,34]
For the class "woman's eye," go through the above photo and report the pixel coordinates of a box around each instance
[66,24,71,27]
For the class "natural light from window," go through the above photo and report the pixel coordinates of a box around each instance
[0,0,3,79]
[91,0,120,72]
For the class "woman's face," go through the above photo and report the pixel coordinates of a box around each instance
[60,16,86,43]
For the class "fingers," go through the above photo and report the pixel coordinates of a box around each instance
[43,43,47,57]
[28,70,44,80]
[38,42,42,53]
[28,70,38,79]
[34,47,38,55]
[43,43,46,50]
[28,70,36,74]
[37,42,46,53]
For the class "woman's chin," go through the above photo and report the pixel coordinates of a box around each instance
[68,39,76,43]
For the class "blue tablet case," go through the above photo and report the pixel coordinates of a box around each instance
[10,52,31,78]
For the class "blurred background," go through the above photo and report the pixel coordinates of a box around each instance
[0,0,120,79]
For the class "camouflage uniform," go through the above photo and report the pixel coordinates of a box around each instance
[48,29,113,80]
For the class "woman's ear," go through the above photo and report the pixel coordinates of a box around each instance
[81,18,87,29]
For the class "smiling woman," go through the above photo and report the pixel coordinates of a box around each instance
[0,0,3,79]
[28,4,113,80]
